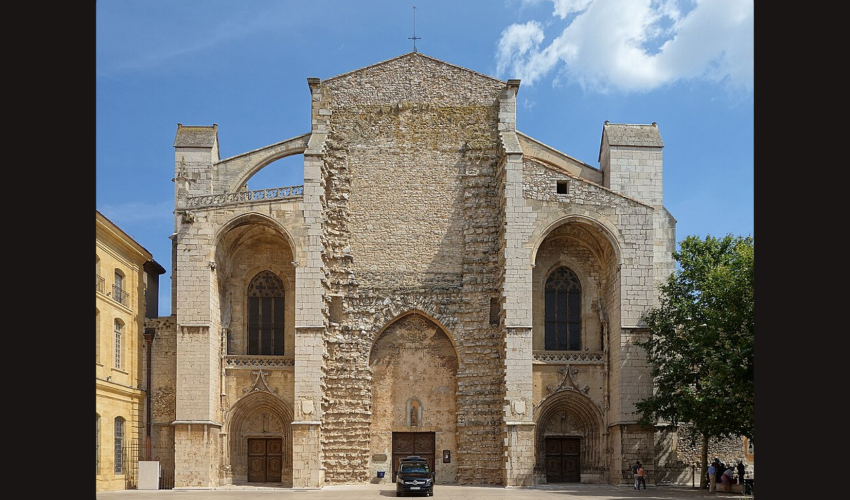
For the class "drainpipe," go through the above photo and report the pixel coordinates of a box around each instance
[143,328,156,460]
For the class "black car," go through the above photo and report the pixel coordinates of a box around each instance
[396,455,434,497]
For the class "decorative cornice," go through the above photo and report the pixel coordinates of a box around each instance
[186,185,303,209]
[533,351,603,364]
[225,356,294,369]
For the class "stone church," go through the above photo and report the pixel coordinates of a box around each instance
[146,52,681,489]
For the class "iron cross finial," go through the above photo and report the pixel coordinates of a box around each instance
[408,6,421,53]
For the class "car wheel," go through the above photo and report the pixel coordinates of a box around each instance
[396,492,402,497]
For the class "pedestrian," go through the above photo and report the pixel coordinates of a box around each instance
[721,466,734,492]
[632,461,641,490]
[637,463,647,490]
[707,461,717,493]
[714,459,725,487]
[736,459,746,483]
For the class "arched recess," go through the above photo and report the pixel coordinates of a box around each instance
[213,212,300,268]
[213,212,298,357]
[532,219,618,353]
[529,214,623,268]
[368,311,460,484]
[223,389,294,486]
[534,389,605,481]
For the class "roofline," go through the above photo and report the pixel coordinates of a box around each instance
[321,51,509,86]
[598,121,661,162]
[96,209,166,273]
[516,130,599,173]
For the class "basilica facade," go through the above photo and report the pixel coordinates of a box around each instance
[146,52,682,489]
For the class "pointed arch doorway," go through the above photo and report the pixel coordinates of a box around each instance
[369,311,459,484]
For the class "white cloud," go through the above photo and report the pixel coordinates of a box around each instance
[497,0,754,93]
[551,0,595,19]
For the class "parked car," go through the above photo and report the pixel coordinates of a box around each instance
[396,455,434,497]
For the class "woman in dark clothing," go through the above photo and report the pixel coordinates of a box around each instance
[715,460,725,486]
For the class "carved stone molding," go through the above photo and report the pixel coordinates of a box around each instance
[225,356,294,369]
[546,364,590,395]
[246,369,273,394]
[533,351,603,364]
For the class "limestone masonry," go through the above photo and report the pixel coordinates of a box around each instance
[147,52,693,489]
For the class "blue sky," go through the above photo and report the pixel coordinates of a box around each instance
[96,0,754,317]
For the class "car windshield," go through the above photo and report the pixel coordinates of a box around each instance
[401,463,430,474]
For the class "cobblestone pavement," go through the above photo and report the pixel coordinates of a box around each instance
[97,482,753,500]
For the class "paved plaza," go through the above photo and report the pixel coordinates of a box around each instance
[96,482,752,500]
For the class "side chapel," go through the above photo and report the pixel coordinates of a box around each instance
[146,52,681,489]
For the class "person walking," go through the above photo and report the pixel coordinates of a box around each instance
[707,461,717,493]
[632,461,642,490]
[637,464,647,490]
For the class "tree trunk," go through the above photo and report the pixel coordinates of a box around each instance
[700,432,709,489]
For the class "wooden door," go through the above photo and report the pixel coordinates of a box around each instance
[392,432,435,481]
[545,437,580,483]
[247,438,282,482]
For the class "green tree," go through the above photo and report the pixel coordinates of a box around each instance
[635,234,754,488]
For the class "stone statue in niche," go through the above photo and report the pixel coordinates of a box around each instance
[409,401,419,427]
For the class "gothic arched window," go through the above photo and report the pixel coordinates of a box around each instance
[544,266,582,350]
[247,271,285,355]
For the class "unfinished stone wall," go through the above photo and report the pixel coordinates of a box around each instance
[654,424,753,485]
[316,53,507,484]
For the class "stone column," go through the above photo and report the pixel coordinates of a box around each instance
[498,80,536,486]
[290,77,329,488]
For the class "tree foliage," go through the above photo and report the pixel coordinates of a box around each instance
[635,234,754,448]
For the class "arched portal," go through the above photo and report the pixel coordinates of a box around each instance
[213,213,297,358]
[535,390,605,483]
[223,389,293,486]
[368,312,459,484]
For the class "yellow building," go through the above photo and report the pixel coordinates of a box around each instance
[96,210,165,492]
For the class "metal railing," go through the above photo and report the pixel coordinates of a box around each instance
[124,440,175,490]
[112,285,131,307]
